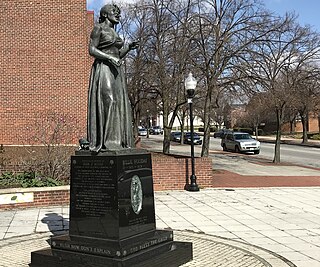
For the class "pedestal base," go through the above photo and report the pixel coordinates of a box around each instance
[51,229,173,258]
[30,150,193,266]
[30,240,192,267]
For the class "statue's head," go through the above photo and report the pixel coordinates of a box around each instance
[99,4,121,24]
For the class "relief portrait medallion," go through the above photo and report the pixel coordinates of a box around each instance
[131,175,143,214]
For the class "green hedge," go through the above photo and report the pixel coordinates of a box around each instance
[0,172,66,189]
[310,134,320,140]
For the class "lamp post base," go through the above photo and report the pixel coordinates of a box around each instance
[185,184,200,191]
[184,175,200,192]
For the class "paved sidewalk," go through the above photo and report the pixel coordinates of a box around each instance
[1,136,319,266]
[211,153,320,188]
[1,188,320,267]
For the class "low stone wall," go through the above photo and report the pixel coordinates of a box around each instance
[0,153,213,210]
[0,186,69,210]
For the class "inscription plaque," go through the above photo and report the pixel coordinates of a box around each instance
[71,157,116,218]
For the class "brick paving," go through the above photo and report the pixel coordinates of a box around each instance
[212,169,320,188]
[176,231,290,267]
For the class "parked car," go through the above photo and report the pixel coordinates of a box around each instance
[138,128,148,136]
[170,131,182,142]
[221,132,260,154]
[149,126,163,135]
[213,129,232,138]
[183,132,202,145]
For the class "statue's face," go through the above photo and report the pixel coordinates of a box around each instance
[107,6,121,24]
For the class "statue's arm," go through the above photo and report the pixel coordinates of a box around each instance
[119,41,139,59]
[89,25,121,66]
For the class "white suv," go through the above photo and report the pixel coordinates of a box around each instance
[221,132,260,154]
[150,126,163,135]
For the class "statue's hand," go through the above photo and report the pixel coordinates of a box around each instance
[129,40,140,50]
[110,58,121,67]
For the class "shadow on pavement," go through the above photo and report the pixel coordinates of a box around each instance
[41,213,69,235]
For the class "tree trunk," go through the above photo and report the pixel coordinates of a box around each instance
[301,111,308,144]
[162,108,170,154]
[255,125,259,139]
[180,110,186,145]
[163,126,171,154]
[162,100,186,154]
[132,106,140,141]
[201,96,211,157]
[289,119,295,134]
[273,109,281,163]
[318,112,320,133]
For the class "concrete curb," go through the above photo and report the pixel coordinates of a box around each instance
[258,138,320,148]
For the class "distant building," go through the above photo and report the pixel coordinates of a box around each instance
[282,112,319,133]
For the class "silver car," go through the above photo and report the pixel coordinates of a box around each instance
[138,128,148,136]
[221,132,260,154]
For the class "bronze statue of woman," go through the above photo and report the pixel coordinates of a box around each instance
[87,4,139,152]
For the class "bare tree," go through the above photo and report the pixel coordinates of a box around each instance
[125,0,194,154]
[238,11,320,163]
[122,0,320,159]
[239,93,271,139]
[180,0,272,157]
[176,106,188,144]
[292,65,320,143]
[120,4,159,139]
[283,105,299,134]
[17,111,82,181]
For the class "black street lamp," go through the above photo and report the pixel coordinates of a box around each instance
[184,73,200,192]
[146,110,150,138]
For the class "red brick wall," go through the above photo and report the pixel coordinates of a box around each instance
[0,0,94,145]
[0,187,70,210]
[282,113,319,133]
[1,148,213,189]
[0,153,213,209]
[151,153,213,191]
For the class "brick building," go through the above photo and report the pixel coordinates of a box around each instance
[0,0,94,145]
[282,112,320,133]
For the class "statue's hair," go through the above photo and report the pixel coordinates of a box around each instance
[99,4,120,23]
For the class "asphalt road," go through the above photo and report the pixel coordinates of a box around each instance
[143,135,320,169]
[209,137,320,169]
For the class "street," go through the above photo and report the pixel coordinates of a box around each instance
[209,137,320,169]
[143,134,320,169]
[257,142,320,168]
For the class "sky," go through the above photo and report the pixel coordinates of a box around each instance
[264,0,320,31]
[87,0,320,32]
[86,0,136,16]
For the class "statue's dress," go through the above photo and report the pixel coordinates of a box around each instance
[87,26,133,152]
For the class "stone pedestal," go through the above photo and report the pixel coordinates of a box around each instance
[30,150,193,267]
